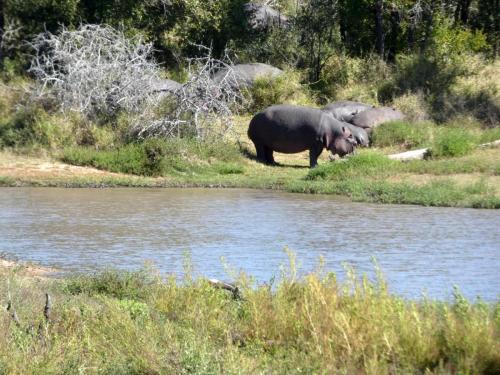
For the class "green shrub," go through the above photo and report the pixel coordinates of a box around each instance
[246,69,314,112]
[320,53,390,103]
[62,268,159,300]
[431,128,478,158]
[480,127,500,144]
[371,121,433,149]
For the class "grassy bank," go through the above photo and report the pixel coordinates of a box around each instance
[1,261,499,374]
[1,70,499,208]
[1,136,499,208]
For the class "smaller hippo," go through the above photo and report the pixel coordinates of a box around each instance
[248,105,356,167]
[343,122,370,147]
[323,101,373,122]
[351,107,405,131]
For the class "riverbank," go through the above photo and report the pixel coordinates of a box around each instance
[0,259,498,374]
[1,143,499,208]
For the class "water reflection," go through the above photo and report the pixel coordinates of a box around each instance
[0,187,499,300]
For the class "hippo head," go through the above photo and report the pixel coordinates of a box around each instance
[351,127,369,147]
[325,126,356,157]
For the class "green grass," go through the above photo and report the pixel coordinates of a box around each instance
[432,127,479,158]
[371,120,433,149]
[1,262,498,374]
[61,139,245,177]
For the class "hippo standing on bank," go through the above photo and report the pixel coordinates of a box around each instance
[323,101,373,122]
[248,105,357,167]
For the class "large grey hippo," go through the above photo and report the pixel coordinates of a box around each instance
[323,101,373,122]
[351,107,406,131]
[212,63,283,89]
[248,105,356,167]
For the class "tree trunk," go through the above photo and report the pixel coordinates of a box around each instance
[375,0,384,57]
[0,0,4,70]
[388,6,400,62]
[460,0,472,25]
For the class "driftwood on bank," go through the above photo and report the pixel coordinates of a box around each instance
[388,148,430,161]
[208,279,241,299]
[478,139,500,148]
[387,139,500,161]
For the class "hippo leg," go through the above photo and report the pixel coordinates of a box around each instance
[309,143,323,168]
[264,146,275,165]
[253,142,267,163]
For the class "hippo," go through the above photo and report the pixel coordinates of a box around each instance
[248,105,357,167]
[150,78,182,98]
[323,101,373,122]
[212,63,283,89]
[351,107,405,131]
[342,122,370,147]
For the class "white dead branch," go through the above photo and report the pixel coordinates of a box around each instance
[388,148,430,161]
[28,24,161,120]
[388,139,500,161]
[478,139,500,148]
[133,45,246,140]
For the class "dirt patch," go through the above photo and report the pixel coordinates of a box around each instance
[0,150,127,180]
[0,258,57,278]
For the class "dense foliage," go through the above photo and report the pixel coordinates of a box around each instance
[1,263,499,374]
[0,1,497,72]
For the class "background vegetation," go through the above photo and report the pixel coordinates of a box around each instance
[0,0,498,209]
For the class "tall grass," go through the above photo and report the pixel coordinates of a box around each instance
[0,263,498,374]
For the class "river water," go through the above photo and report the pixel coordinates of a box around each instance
[0,188,499,300]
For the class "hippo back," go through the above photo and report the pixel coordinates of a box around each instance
[351,107,405,130]
[323,101,373,122]
[213,63,283,88]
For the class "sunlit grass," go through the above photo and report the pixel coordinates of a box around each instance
[0,258,498,374]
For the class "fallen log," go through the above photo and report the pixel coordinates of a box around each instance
[388,138,500,161]
[478,139,500,148]
[208,279,240,299]
[388,148,430,161]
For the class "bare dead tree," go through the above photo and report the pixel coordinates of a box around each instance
[28,24,162,120]
[133,45,246,140]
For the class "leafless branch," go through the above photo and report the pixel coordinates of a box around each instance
[28,24,161,120]
[133,45,246,140]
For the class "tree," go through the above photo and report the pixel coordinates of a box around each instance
[0,0,4,69]
[296,0,341,81]
[375,0,384,56]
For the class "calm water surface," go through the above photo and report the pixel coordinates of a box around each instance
[0,188,499,300]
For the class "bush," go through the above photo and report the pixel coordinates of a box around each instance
[61,141,164,176]
[320,54,389,104]
[431,128,478,158]
[62,268,159,300]
[390,93,429,122]
[371,121,433,149]
[480,128,500,144]
[0,106,75,150]
[246,69,314,112]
